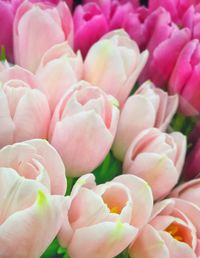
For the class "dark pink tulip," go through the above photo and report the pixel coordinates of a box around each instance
[183,139,200,180]
[169,39,200,116]
[0,1,15,62]
[182,4,200,40]
[73,2,109,58]
[139,8,191,88]
[149,0,198,25]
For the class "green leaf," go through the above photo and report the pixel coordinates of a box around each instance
[40,238,60,258]
[0,46,6,61]
[93,152,122,184]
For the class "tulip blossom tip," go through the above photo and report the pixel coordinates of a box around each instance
[36,190,48,208]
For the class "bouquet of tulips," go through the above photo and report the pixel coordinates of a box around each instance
[1,0,200,257]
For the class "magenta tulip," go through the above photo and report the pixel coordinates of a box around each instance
[73,2,109,58]
[169,39,200,116]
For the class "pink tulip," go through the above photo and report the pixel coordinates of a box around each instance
[0,65,39,88]
[73,2,109,58]
[0,78,50,148]
[58,173,153,258]
[182,4,200,40]
[84,30,148,106]
[112,81,178,161]
[182,139,200,180]
[83,0,139,9]
[14,0,73,72]
[171,179,200,208]
[0,139,66,195]
[169,39,200,116]
[139,8,191,88]
[149,0,198,25]
[0,0,15,62]
[0,168,68,258]
[130,198,200,258]
[123,128,186,200]
[36,42,83,111]
[49,81,119,177]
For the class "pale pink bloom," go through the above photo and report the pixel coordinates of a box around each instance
[0,139,66,195]
[36,42,83,111]
[112,81,178,161]
[84,30,148,106]
[0,168,68,258]
[171,179,200,208]
[14,0,73,72]
[58,173,153,258]
[123,128,186,200]
[130,198,200,258]
[0,65,39,88]
[49,80,119,177]
[0,78,50,148]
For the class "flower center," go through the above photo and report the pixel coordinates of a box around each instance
[165,223,183,242]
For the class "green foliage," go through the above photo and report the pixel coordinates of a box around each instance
[93,151,122,184]
[0,46,6,61]
[171,113,198,135]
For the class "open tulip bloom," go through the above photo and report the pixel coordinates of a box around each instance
[1,0,200,257]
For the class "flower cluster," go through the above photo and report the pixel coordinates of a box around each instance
[0,0,200,258]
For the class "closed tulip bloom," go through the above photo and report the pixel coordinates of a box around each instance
[139,8,191,88]
[14,0,73,72]
[0,1,14,62]
[129,198,200,258]
[0,168,68,258]
[112,81,178,161]
[0,139,66,195]
[58,173,153,258]
[169,39,200,116]
[73,2,109,58]
[84,30,148,106]
[181,139,200,180]
[36,42,83,111]
[171,179,200,209]
[182,4,200,40]
[49,81,119,177]
[0,79,50,148]
[123,128,186,200]
[149,0,198,25]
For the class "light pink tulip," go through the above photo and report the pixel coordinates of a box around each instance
[0,78,50,148]
[169,39,200,116]
[58,173,153,258]
[14,0,73,72]
[0,65,39,88]
[112,81,178,161]
[0,168,68,258]
[0,139,66,195]
[130,198,200,258]
[84,30,148,106]
[123,128,186,200]
[49,80,119,177]
[171,179,200,208]
[36,42,83,111]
